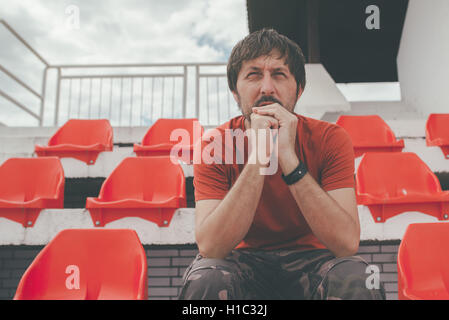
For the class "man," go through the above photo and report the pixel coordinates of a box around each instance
[179,29,385,300]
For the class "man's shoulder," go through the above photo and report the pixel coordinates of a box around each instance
[194,116,245,165]
[295,114,352,161]
[202,115,245,139]
[295,113,342,135]
[217,115,245,131]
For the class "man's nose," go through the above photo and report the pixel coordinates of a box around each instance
[260,74,275,96]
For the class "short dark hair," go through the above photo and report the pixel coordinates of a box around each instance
[227,28,306,95]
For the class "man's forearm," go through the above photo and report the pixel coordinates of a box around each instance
[280,153,360,257]
[196,162,265,259]
[288,174,359,257]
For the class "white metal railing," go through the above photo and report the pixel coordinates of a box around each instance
[0,19,49,126]
[0,20,240,127]
[53,63,189,127]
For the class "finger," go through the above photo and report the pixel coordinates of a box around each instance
[268,118,279,129]
[253,108,282,121]
[253,107,276,114]
[253,102,283,110]
[258,115,278,129]
[254,104,289,114]
[252,111,276,120]
[256,102,279,109]
[261,115,279,129]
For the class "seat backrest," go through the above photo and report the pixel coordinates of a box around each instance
[99,157,185,202]
[14,229,147,300]
[356,152,442,198]
[0,157,64,202]
[336,115,398,145]
[426,113,449,143]
[141,118,203,146]
[398,223,449,298]
[48,119,113,146]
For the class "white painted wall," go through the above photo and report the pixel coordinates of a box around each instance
[1,207,448,245]
[397,0,449,115]
[295,64,350,119]
[0,209,196,245]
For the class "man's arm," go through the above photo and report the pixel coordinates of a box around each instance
[195,114,278,259]
[195,162,264,259]
[254,105,360,257]
[282,154,360,257]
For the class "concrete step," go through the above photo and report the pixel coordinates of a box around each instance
[0,208,196,246]
[0,146,195,178]
[0,126,149,143]
[1,137,446,177]
[322,101,424,122]
[0,206,446,246]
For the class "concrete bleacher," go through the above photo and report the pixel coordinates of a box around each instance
[1,115,447,245]
[0,112,448,299]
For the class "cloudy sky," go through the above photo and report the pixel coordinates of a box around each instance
[0,0,250,126]
[0,0,400,127]
[1,0,247,64]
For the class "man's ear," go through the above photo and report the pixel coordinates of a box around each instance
[296,86,304,102]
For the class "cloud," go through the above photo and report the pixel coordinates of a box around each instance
[1,0,247,64]
[192,0,248,52]
[0,0,248,126]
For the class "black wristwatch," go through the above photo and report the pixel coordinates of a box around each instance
[281,161,308,185]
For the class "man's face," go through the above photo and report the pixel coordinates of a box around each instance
[232,51,302,121]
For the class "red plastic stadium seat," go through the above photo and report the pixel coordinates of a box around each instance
[134,118,203,163]
[86,156,186,227]
[14,229,148,300]
[356,152,449,223]
[35,119,113,165]
[0,157,64,227]
[336,115,404,158]
[397,223,449,300]
[426,113,449,159]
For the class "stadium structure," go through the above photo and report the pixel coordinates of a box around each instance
[0,0,448,300]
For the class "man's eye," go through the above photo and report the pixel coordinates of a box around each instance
[274,72,286,77]
[247,72,260,77]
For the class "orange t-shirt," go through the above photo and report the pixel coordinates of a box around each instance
[193,114,355,251]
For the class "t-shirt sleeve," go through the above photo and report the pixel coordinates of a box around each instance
[320,124,355,192]
[193,162,229,201]
[192,130,230,201]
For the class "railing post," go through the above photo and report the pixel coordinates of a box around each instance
[0,20,50,67]
[54,68,61,126]
[182,65,187,118]
[195,65,200,121]
[39,67,49,126]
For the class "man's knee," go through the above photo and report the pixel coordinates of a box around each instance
[317,256,385,300]
[179,266,235,300]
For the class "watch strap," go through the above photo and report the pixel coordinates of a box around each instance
[281,161,308,185]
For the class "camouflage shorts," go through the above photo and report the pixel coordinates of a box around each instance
[178,248,385,300]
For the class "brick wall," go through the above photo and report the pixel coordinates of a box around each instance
[146,245,198,300]
[356,241,400,300]
[0,242,400,300]
[0,246,43,299]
